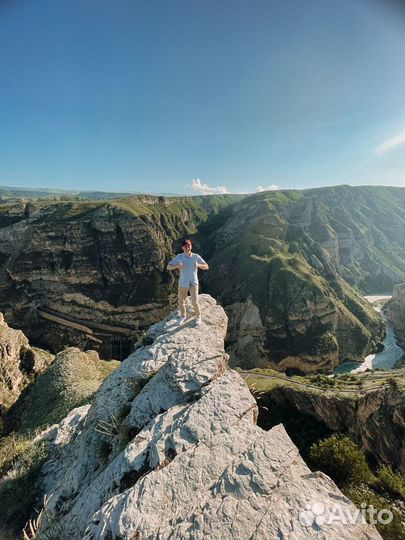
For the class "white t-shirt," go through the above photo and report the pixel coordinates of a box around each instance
[169,253,207,287]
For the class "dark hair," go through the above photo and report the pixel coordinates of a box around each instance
[182,239,192,246]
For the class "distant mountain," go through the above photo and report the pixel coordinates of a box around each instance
[0,185,181,200]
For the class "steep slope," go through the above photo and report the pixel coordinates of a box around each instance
[200,185,404,371]
[6,347,119,435]
[19,295,380,540]
[387,283,405,349]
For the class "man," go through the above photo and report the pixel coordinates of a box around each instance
[167,239,209,326]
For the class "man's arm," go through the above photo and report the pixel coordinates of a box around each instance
[195,255,209,270]
[167,262,182,270]
[167,255,182,271]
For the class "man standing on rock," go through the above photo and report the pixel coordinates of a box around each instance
[167,239,209,326]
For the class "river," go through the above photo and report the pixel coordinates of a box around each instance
[333,294,404,374]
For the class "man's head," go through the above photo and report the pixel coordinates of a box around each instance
[182,239,192,254]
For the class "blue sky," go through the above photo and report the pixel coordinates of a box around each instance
[0,0,403,195]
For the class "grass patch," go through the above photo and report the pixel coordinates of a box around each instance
[0,434,47,534]
[374,465,405,499]
[97,359,120,379]
[344,484,405,540]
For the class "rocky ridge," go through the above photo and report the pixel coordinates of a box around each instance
[32,295,381,540]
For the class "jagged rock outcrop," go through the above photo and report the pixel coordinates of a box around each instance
[0,312,52,417]
[32,296,381,540]
[387,283,405,348]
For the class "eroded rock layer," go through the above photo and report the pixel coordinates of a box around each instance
[249,370,405,475]
[0,195,238,358]
[201,185,404,370]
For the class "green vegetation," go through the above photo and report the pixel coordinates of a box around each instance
[244,367,404,397]
[110,193,243,224]
[0,348,120,536]
[309,434,374,485]
[199,185,404,367]
[309,434,405,540]
[140,332,154,346]
[0,434,48,534]
[386,377,399,390]
[98,358,121,379]
[374,465,405,498]
[8,349,119,435]
[245,366,405,539]
[1,185,404,371]
[309,374,338,388]
[345,484,405,540]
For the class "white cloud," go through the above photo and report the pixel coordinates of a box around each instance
[191,178,281,195]
[376,132,405,154]
[191,178,229,195]
[255,184,280,192]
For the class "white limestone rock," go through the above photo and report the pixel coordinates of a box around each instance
[36,294,381,540]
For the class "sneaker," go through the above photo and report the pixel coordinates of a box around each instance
[178,316,187,325]
[195,317,202,327]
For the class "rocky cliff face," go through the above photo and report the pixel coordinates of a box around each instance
[246,370,405,475]
[25,295,380,540]
[387,283,405,348]
[0,312,52,422]
[0,195,239,360]
[0,186,403,373]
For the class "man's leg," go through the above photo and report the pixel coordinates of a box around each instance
[178,286,189,318]
[190,284,201,318]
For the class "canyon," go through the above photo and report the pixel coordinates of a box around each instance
[0,185,403,374]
